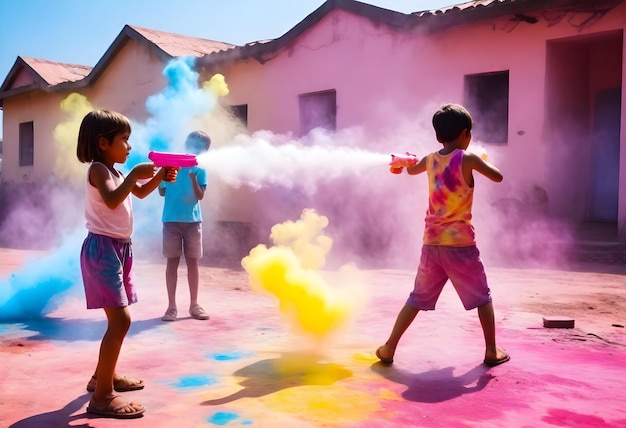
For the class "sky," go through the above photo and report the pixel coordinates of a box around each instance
[0,0,460,139]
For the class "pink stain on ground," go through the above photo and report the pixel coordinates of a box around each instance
[1,248,625,427]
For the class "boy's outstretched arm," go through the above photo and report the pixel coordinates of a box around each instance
[464,152,503,183]
[406,157,427,175]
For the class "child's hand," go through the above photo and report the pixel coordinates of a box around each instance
[133,162,158,179]
[189,171,197,182]
[390,152,418,169]
[163,167,179,182]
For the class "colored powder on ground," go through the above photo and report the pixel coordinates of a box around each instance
[208,411,240,425]
[173,375,218,388]
[209,351,251,361]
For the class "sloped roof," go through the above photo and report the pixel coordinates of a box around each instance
[18,57,91,87]
[77,24,237,85]
[1,0,623,105]
[130,25,234,58]
[0,57,92,98]
[413,0,624,30]
[198,0,624,66]
[0,24,237,104]
[197,0,413,66]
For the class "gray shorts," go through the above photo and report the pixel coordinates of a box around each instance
[162,222,203,259]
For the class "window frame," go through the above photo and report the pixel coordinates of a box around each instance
[19,121,34,166]
[464,71,510,145]
[298,89,337,136]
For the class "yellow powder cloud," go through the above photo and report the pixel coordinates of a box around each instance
[241,209,354,340]
[53,93,93,184]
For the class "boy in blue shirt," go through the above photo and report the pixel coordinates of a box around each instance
[159,131,211,321]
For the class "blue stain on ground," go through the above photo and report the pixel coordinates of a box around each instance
[208,351,253,362]
[208,411,253,426]
[172,374,218,389]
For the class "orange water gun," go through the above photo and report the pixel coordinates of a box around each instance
[389,152,418,174]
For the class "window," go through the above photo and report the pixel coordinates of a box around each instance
[299,90,337,136]
[230,104,248,128]
[19,121,34,166]
[464,71,509,144]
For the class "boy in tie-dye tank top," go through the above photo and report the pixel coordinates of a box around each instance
[377,104,510,368]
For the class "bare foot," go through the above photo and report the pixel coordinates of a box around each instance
[86,374,144,392]
[376,345,395,364]
[483,348,510,367]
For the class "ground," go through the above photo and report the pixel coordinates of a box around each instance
[1,247,625,428]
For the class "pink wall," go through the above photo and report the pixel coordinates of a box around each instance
[2,1,625,240]
[214,4,625,229]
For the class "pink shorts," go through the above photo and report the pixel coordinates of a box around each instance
[406,245,492,310]
[80,233,137,309]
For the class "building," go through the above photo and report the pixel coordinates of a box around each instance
[0,0,624,256]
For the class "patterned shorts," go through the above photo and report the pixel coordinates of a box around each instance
[406,245,492,310]
[80,232,137,309]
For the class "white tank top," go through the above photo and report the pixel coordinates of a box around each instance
[85,162,133,240]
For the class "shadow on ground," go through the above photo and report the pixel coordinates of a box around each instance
[371,362,493,403]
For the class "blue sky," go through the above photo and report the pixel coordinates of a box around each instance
[0,0,459,139]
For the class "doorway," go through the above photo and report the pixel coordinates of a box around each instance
[590,88,621,222]
[545,30,623,230]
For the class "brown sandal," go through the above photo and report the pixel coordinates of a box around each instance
[86,375,145,392]
[87,395,145,419]
[189,304,210,320]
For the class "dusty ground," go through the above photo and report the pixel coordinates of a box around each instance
[1,248,625,427]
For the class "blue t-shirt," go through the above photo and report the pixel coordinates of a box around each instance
[160,166,207,223]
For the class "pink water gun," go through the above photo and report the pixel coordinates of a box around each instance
[389,152,418,174]
[148,151,198,167]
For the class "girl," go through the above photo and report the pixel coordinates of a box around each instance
[76,109,177,418]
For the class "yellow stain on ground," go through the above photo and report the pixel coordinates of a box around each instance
[379,388,403,401]
[262,383,381,424]
[352,351,379,362]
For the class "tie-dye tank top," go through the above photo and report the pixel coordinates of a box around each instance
[423,149,475,246]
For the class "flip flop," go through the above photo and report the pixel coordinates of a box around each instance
[86,395,145,419]
[483,353,511,367]
[376,347,394,365]
[86,376,145,392]
[189,304,210,320]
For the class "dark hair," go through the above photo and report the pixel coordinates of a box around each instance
[76,110,131,163]
[432,104,473,143]
[185,130,211,154]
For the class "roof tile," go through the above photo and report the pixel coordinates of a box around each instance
[130,25,236,57]
[20,57,92,87]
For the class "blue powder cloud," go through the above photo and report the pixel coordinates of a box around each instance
[0,231,83,321]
